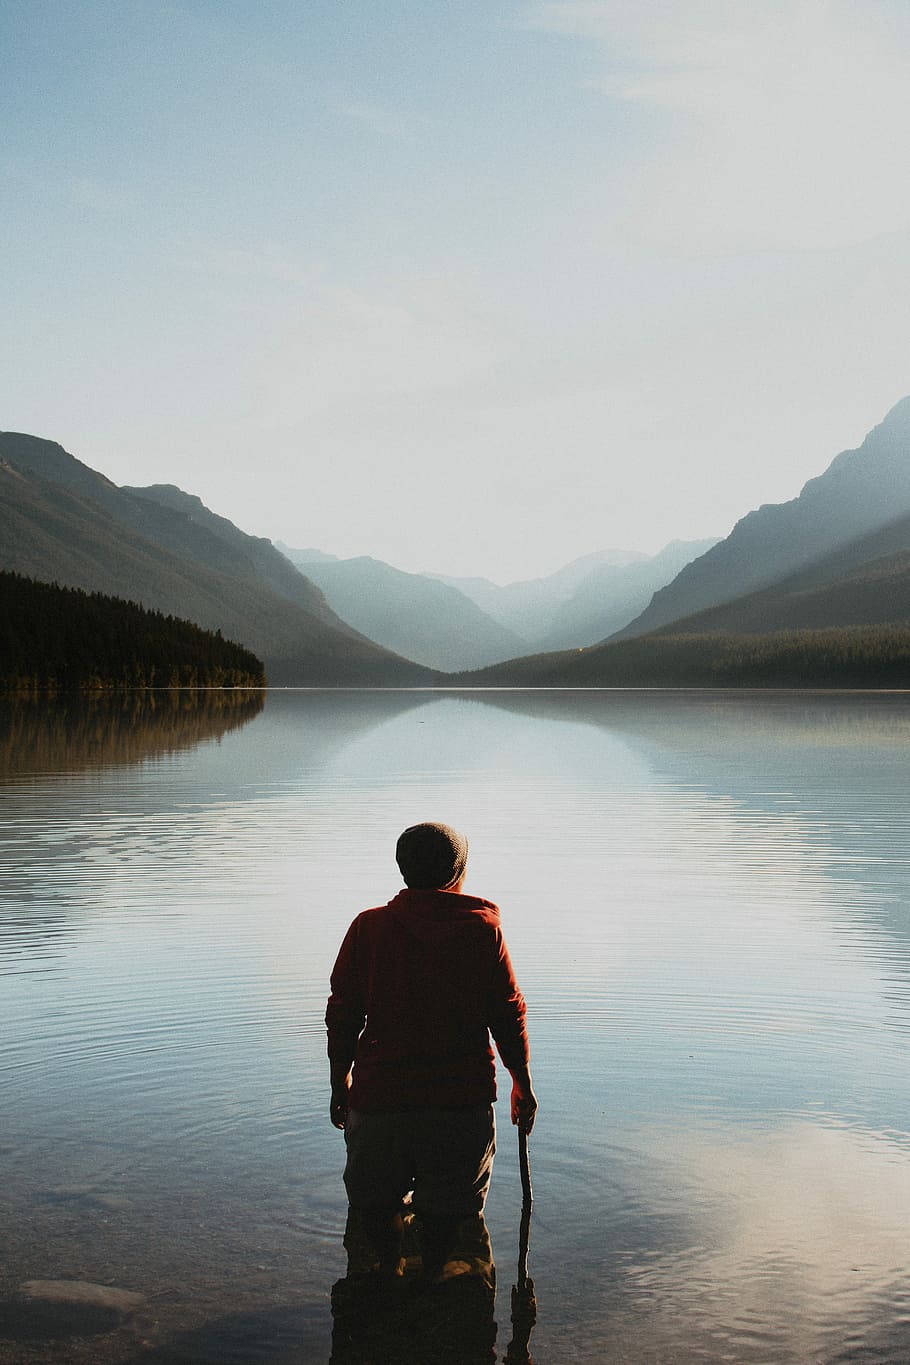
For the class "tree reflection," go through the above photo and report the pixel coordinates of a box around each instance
[0,689,264,780]
[0,690,265,961]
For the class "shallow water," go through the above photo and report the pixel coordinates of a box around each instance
[2,688,910,1363]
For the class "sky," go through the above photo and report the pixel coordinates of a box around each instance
[3,0,910,584]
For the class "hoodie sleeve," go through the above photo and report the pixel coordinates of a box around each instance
[485,929,530,1074]
[325,917,367,1075]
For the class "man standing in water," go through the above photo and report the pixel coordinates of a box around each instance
[326,821,537,1278]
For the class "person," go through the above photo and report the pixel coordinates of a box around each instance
[326,821,537,1279]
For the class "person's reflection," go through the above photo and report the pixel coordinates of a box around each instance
[331,1205,537,1363]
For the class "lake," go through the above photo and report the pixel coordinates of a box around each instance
[2,688,910,1364]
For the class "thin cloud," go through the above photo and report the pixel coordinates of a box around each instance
[179,241,329,289]
[337,99,423,144]
[524,0,910,253]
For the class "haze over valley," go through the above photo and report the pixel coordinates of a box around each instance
[278,542,718,671]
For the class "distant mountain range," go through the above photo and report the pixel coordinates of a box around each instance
[3,393,910,687]
[278,549,527,672]
[530,540,719,651]
[428,548,649,638]
[281,543,716,668]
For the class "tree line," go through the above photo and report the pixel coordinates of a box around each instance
[462,624,910,688]
[553,625,910,688]
[0,571,266,692]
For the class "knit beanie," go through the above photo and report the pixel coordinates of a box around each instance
[396,822,469,890]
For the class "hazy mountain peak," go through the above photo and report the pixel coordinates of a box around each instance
[276,543,339,564]
[283,551,527,672]
[801,393,910,496]
[534,537,720,652]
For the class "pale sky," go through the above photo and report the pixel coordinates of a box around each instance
[3,0,910,583]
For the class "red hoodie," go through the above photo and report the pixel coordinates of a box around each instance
[326,889,530,1111]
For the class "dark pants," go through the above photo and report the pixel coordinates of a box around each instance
[343,1105,496,1275]
[343,1105,495,1218]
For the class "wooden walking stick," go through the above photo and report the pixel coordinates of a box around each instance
[517,1126,533,1287]
[519,1127,533,1213]
[506,1126,537,1363]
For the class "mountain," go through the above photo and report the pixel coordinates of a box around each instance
[614,396,910,639]
[278,550,526,672]
[453,513,910,688]
[123,484,340,621]
[427,548,650,643]
[646,513,910,637]
[454,520,910,688]
[533,539,719,651]
[0,433,435,685]
[452,396,910,688]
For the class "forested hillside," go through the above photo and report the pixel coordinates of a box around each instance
[459,626,910,689]
[0,434,433,685]
[639,514,910,637]
[0,571,266,692]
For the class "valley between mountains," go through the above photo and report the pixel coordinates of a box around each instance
[3,396,910,688]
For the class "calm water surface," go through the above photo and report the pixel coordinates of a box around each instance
[2,689,910,1363]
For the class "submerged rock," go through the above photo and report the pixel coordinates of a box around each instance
[38,1187,133,1211]
[19,1280,145,1314]
[11,1280,146,1337]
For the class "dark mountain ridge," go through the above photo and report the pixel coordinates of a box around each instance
[124,484,336,620]
[0,434,434,685]
[649,512,910,637]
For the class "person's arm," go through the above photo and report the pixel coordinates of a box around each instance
[487,930,538,1133]
[325,919,366,1129]
[328,1061,353,1130]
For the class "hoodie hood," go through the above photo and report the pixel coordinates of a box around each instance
[386,888,500,945]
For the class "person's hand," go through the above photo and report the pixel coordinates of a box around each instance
[510,1078,538,1134]
[330,1075,351,1129]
